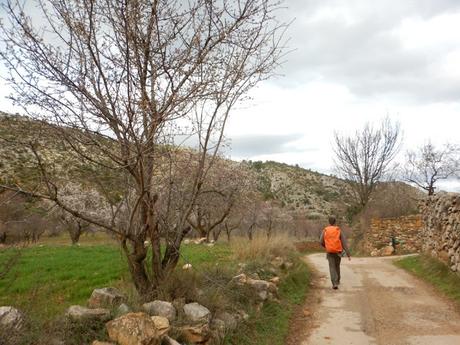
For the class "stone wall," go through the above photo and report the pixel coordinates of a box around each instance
[420,193,460,273]
[363,215,423,255]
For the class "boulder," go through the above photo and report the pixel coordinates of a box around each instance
[151,316,170,337]
[183,303,211,323]
[116,303,131,316]
[88,287,126,308]
[182,263,193,270]
[246,278,278,301]
[258,290,268,301]
[143,300,176,321]
[106,312,168,345]
[179,324,211,344]
[92,342,116,345]
[194,237,207,245]
[231,273,247,285]
[66,305,111,322]
[269,276,280,285]
[381,246,395,256]
[213,312,238,331]
[0,306,24,331]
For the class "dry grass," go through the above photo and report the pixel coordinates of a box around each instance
[230,234,295,261]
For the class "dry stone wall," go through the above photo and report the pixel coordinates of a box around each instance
[363,215,423,255]
[420,192,460,273]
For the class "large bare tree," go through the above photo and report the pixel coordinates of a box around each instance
[0,0,287,297]
[333,118,401,208]
[404,142,460,195]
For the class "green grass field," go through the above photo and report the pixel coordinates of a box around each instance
[0,239,233,320]
[396,255,460,307]
[0,235,311,345]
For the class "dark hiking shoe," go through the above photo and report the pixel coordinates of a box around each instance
[332,285,338,290]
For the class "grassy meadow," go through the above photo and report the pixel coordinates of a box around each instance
[0,233,311,345]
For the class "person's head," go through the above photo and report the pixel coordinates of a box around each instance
[328,216,336,226]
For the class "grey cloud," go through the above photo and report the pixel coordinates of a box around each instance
[277,0,460,103]
[227,133,310,157]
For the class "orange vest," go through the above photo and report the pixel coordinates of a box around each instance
[323,226,342,253]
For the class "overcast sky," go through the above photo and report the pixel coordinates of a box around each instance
[224,0,460,191]
[1,0,459,191]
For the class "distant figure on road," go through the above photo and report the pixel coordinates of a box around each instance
[320,216,351,289]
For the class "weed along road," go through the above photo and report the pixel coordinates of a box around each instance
[302,253,460,345]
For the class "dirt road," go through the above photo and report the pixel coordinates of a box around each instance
[301,253,460,345]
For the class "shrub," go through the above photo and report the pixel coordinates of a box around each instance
[230,234,294,262]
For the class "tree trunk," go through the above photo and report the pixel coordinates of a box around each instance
[248,224,254,241]
[69,223,82,245]
[123,238,151,299]
[212,228,221,242]
[162,226,190,275]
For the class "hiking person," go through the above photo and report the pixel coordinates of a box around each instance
[320,216,351,289]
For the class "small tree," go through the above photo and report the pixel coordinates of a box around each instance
[0,189,47,244]
[333,118,401,208]
[259,200,284,239]
[404,142,460,195]
[188,159,245,241]
[48,183,109,244]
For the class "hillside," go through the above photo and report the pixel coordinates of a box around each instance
[246,160,355,219]
[0,112,422,224]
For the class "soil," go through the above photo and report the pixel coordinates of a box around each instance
[289,253,460,345]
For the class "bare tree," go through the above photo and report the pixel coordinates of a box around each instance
[0,189,48,244]
[404,142,460,195]
[0,0,287,297]
[187,159,242,241]
[188,158,257,242]
[333,118,401,208]
[259,200,283,239]
[56,182,110,244]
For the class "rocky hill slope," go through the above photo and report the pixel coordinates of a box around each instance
[0,112,421,221]
[246,160,355,219]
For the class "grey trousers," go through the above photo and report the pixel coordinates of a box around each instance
[326,253,342,287]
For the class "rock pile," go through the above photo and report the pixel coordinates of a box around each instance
[231,273,278,301]
[88,287,126,308]
[420,192,460,273]
[2,258,286,344]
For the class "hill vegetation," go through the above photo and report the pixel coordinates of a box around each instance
[0,112,423,246]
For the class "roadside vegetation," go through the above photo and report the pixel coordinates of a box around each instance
[0,234,313,345]
[396,255,460,307]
